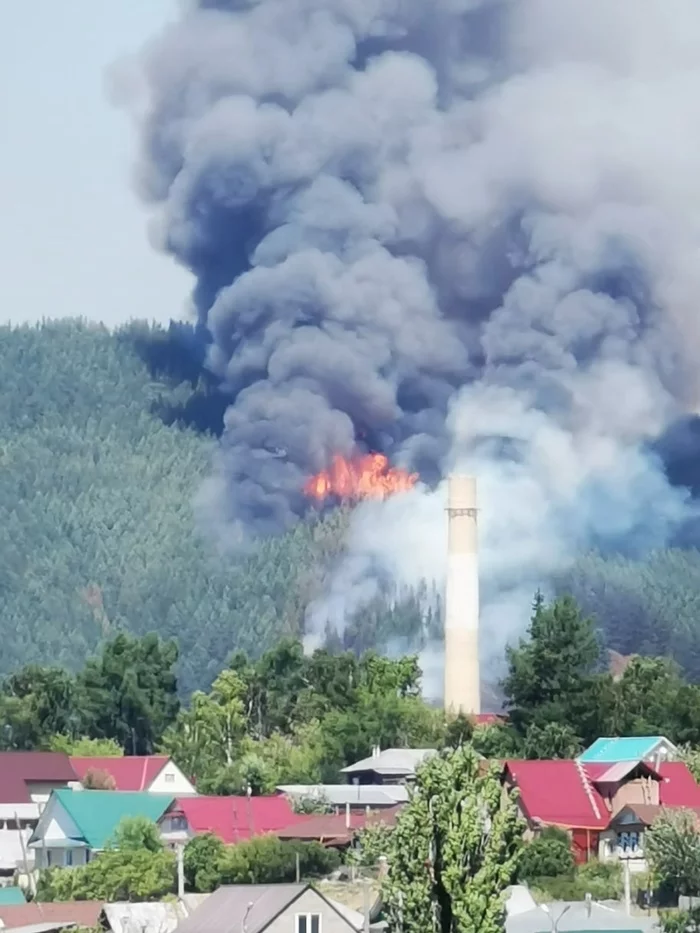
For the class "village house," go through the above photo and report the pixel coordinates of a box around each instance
[579,736,678,765]
[276,806,402,850]
[28,789,173,868]
[159,795,305,847]
[70,756,196,795]
[0,752,79,878]
[341,748,436,785]
[171,883,381,933]
[504,758,700,869]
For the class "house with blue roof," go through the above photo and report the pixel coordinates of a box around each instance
[578,736,678,765]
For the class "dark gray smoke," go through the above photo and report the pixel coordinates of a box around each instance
[122,0,700,583]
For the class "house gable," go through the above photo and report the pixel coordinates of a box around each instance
[147,760,196,795]
[267,886,361,933]
[28,794,85,850]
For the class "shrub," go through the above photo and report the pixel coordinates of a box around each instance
[519,827,575,882]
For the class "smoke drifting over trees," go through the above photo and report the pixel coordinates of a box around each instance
[120,0,700,653]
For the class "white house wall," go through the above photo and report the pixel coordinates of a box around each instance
[149,762,196,795]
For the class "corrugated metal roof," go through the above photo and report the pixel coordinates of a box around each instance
[589,761,658,784]
[102,901,183,933]
[29,789,172,850]
[341,749,435,775]
[0,902,103,929]
[505,901,655,933]
[172,885,306,933]
[277,785,409,807]
[505,761,609,830]
[0,888,27,906]
[173,885,363,933]
[70,757,170,792]
[166,795,306,844]
[0,754,77,805]
[277,806,401,845]
[578,737,673,764]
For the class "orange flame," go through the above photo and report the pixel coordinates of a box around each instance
[304,453,418,503]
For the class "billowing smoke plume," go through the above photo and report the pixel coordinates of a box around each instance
[122,0,700,663]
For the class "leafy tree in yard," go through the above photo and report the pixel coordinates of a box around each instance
[442,714,474,749]
[646,809,700,898]
[348,822,394,868]
[108,816,164,853]
[383,746,524,933]
[78,633,180,754]
[471,723,523,759]
[519,827,575,882]
[37,817,175,902]
[523,722,582,760]
[184,833,226,892]
[161,669,247,783]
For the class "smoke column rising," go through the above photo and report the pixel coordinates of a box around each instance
[122,0,700,662]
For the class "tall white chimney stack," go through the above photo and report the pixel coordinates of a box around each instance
[444,475,480,716]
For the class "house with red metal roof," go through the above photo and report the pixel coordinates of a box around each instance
[0,752,79,878]
[0,752,78,806]
[70,756,196,795]
[159,795,308,846]
[275,805,402,849]
[504,758,700,870]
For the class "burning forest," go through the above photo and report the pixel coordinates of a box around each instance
[121,0,700,654]
[304,454,418,504]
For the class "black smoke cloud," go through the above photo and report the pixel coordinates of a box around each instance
[123,0,700,554]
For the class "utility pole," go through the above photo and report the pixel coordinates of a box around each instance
[176,843,185,898]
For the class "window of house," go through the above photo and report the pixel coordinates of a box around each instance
[295,913,321,933]
[617,831,641,853]
[170,816,188,832]
[65,849,74,867]
[164,773,175,783]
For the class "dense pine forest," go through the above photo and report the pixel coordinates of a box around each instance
[3,318,700,693]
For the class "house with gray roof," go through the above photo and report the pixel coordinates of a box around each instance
[341,748,436,785]
[173,883,380,933]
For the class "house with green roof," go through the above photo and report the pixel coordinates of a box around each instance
[27,788,173,869]
[0,886,27,905]
[578,736,678,765]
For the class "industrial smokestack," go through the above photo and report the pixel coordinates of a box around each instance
[444,475,480,716]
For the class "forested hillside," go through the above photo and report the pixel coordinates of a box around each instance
[0,320,430,694]
[3,319,700,691]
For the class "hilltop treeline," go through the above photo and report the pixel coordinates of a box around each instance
[2,318,700,688]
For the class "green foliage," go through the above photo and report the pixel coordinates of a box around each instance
[530,859,621,902]
[163,643,443,790]
[383,746,524,933]
[46,735,123,756]
[347,822,395,868]
[37,816,175,902]
[503,593,608,744]
[0,320,438,694]
[108,816,164,853]
[184,833,340,891]
[183,833,226,893]
[471,723,523,759]
[647,809,700,897]
[518,827,575,882]
[523,722,582,760]
[659,905,700,933]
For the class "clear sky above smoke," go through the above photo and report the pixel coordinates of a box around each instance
[0,0,190,327]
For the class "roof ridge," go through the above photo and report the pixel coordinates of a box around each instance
[575,760,601,821]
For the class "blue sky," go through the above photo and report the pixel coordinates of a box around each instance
[0,1,191,327]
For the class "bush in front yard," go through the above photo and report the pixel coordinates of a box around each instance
[519,827,575,882]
